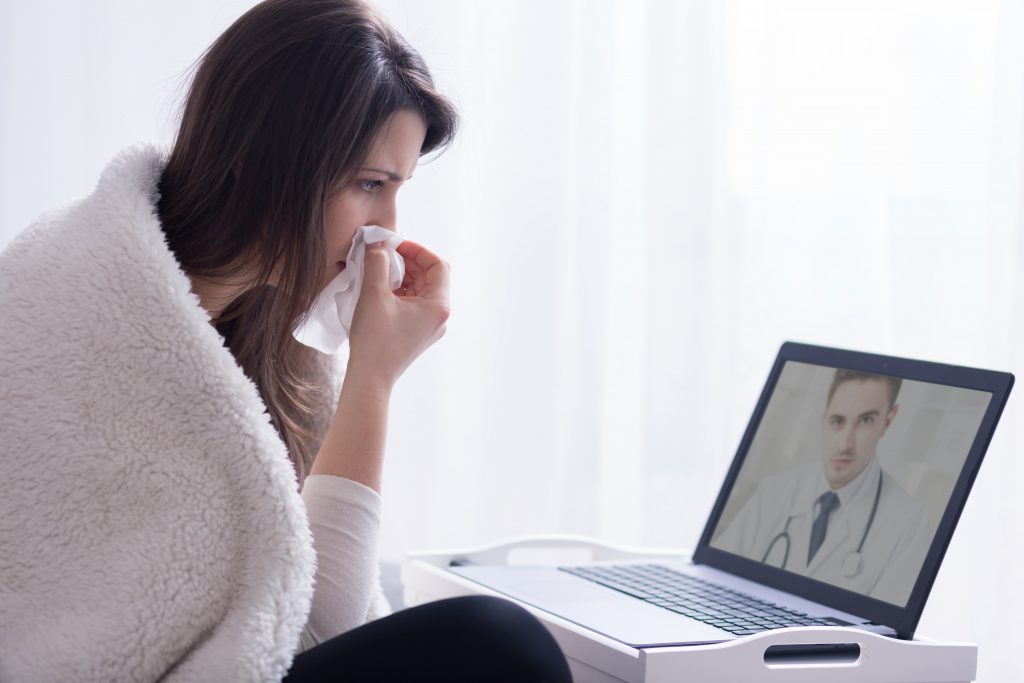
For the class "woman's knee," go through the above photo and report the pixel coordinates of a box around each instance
[434,595,545,636]
[429,595,573,681]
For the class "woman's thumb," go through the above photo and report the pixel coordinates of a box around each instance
[361,242,391,293]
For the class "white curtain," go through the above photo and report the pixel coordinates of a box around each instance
[2,1,1022,678]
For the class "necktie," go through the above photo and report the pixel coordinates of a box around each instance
[808,491,840,565]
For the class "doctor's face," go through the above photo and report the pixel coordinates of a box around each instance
[820,379,898,490]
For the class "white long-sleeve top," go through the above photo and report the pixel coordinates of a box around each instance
[297,474,389,652]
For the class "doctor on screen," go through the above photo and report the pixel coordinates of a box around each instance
[714,370,931,605]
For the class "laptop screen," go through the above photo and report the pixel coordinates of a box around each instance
[692,342,1013,639]
[707,360,990,608]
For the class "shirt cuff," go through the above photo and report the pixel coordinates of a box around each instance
[301,473,382,514]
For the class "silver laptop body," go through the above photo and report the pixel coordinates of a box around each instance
[448,343,1014,647]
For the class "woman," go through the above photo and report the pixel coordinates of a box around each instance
[0,0,572,680]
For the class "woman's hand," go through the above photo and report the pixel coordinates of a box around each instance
[345,239,451,394]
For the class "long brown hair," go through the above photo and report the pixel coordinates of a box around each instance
[157,0,458,486]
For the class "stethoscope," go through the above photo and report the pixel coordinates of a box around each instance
[760,474,883,578]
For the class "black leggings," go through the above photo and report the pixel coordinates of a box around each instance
[283,595,574,682]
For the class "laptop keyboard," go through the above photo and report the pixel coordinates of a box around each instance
[559,563,835,636]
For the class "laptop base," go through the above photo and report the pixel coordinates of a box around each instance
[402,535,977,683]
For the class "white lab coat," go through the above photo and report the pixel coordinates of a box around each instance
[713,457,931,605]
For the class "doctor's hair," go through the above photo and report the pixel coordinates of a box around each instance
[156,0,458,487]
[826,370,902,410]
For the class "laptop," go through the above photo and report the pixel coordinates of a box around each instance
[449,342,1013,646]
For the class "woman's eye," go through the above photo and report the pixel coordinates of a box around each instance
[359,179,384,193]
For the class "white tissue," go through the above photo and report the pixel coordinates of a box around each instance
[292,225,405,355]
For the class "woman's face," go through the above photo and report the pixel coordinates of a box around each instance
[323,109,428,290]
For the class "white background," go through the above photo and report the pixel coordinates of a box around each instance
[3,1,1023,679]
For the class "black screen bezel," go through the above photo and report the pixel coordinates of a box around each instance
[691,341,1014,639]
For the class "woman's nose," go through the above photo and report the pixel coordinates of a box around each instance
[371,199,398,232]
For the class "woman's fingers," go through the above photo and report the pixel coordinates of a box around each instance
[392,275,414,297]
[397,239,444,272]
[397,239,449,299]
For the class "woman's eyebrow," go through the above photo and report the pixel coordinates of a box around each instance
[361,166,413,181]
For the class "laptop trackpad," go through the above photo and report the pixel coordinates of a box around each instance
[507,579,622,603]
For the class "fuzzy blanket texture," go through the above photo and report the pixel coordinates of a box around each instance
[0,144,344,681]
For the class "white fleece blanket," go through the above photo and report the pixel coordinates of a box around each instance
[0,143,348,681]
